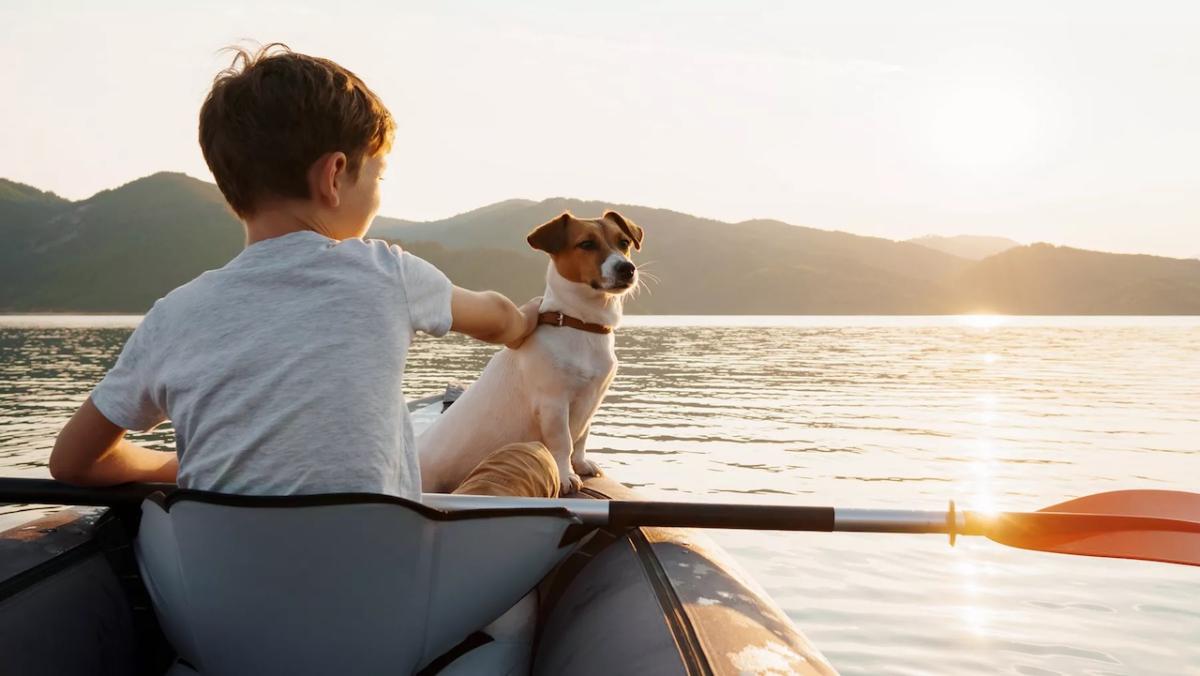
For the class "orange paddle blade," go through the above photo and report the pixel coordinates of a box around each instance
[977,490,1200,567]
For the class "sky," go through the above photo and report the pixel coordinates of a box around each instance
[1,0,1197,257]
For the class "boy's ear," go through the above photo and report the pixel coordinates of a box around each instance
[311,151,348,208]
[604,210,643,250]
[527,212,572,254]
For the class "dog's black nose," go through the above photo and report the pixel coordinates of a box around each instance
[616,261,636,280]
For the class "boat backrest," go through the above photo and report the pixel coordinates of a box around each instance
[135,491,580,676]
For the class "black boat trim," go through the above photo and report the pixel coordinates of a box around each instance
[149,489,581,527]
[416,631,494,676]
[580,486,714,676]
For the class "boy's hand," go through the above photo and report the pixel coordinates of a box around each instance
[505,296,544,350]
[449,287,543,347]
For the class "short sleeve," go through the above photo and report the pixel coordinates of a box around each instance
[397,250,454,337]
[91,317,168,431]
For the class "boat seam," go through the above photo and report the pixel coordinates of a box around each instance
[580,486,713,676]
[628,528,715,676]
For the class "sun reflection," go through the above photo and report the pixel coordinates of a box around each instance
[969,482,997,514]
[962,605,990,637]
[959,314,1008,329]
[967,438,998,513]
[954,556,991,637]
[972,437,995,458]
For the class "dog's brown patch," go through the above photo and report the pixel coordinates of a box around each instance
[527,211,642,289]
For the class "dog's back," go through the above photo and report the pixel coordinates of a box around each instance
[417,348,536,492]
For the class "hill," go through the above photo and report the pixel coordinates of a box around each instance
[907,234,1020,260]
[949,243,1200,314]
[0,173,243,312]
[371,199,970,314]
[2,172,1198,315]
[0,179,72,274]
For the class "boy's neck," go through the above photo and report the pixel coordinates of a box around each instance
[243,201,360,245]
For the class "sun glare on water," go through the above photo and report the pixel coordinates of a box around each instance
[959,314,1008,329]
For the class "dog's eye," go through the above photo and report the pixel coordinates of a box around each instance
[619,239,631,249]
[578,240,598,251]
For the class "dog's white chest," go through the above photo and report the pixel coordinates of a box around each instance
[535,329,617,386]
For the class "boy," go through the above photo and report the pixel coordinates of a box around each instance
[49,44,555,499]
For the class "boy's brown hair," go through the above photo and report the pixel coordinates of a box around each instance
[199,43,395,218]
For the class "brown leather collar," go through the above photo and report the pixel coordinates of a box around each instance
[538,311,613,335]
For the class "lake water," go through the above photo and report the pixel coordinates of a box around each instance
[2,315,1198,675]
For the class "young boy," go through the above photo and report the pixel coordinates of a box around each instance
[49,44,555,499]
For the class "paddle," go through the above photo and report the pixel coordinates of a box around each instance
[424,490,1200,567]
[1,478,1197,567]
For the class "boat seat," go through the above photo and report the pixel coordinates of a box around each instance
[135,490,581,676]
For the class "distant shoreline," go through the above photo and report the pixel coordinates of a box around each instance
[3,312,1200,317]
[4,314,1199,331]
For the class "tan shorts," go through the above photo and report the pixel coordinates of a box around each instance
[451,442,560,498]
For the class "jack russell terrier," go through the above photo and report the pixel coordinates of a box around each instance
[418,210,643,495]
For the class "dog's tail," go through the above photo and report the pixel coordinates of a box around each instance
[452,442,560,498]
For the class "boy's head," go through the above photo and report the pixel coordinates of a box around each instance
[199,43,394,238]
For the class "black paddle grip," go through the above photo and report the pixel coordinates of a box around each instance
[609,500,836,532]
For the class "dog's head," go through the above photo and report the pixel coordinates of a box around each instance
[526,210,644,294]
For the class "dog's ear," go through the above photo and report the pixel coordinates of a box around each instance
[527,212,572,254]
[604,210,643,251]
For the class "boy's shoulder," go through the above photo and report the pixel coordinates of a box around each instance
[213,233,406,283]
[353,237,435,277]
[138,234,440,329]
[351,235,404,259]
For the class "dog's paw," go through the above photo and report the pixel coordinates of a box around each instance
[560,473,583,496]
[572,457,603,478]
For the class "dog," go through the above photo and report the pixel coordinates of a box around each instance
[418,210,643,496]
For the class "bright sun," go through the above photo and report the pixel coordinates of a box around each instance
[927,88,1041,170]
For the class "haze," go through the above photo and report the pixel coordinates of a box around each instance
[1,0,1197,257]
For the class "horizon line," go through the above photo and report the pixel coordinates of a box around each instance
[7,169,1200,262]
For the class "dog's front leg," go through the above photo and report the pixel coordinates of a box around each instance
[572,425,602,478]
[537,403,581,495]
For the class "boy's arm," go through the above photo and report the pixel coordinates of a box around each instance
[450,287,542,349]
[49,397,178,487]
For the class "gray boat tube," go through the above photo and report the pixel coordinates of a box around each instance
[532,475,837,676]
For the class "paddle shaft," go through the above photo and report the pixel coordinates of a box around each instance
[7,478,1186,537]
[0,478,169,508]
[422,493,969,534]
[5,478,1195,566]
[0,478,970,535]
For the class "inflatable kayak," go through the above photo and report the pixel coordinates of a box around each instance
[0,393,836,675]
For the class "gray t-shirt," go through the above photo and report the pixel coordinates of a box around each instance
[91,230,453,499]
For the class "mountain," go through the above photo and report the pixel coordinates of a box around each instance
[0,173,243,312]
[0,179,72,272]
[907,234,1020,260]
[371,198,538,248]
[370,199,970,314]
[2,172,1198,315]
[949,243,1200,314]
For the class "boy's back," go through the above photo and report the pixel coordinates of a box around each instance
[93,231,451,497]
[49,43,543,497]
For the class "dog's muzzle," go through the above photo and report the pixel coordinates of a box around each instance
[615,261,636,284]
